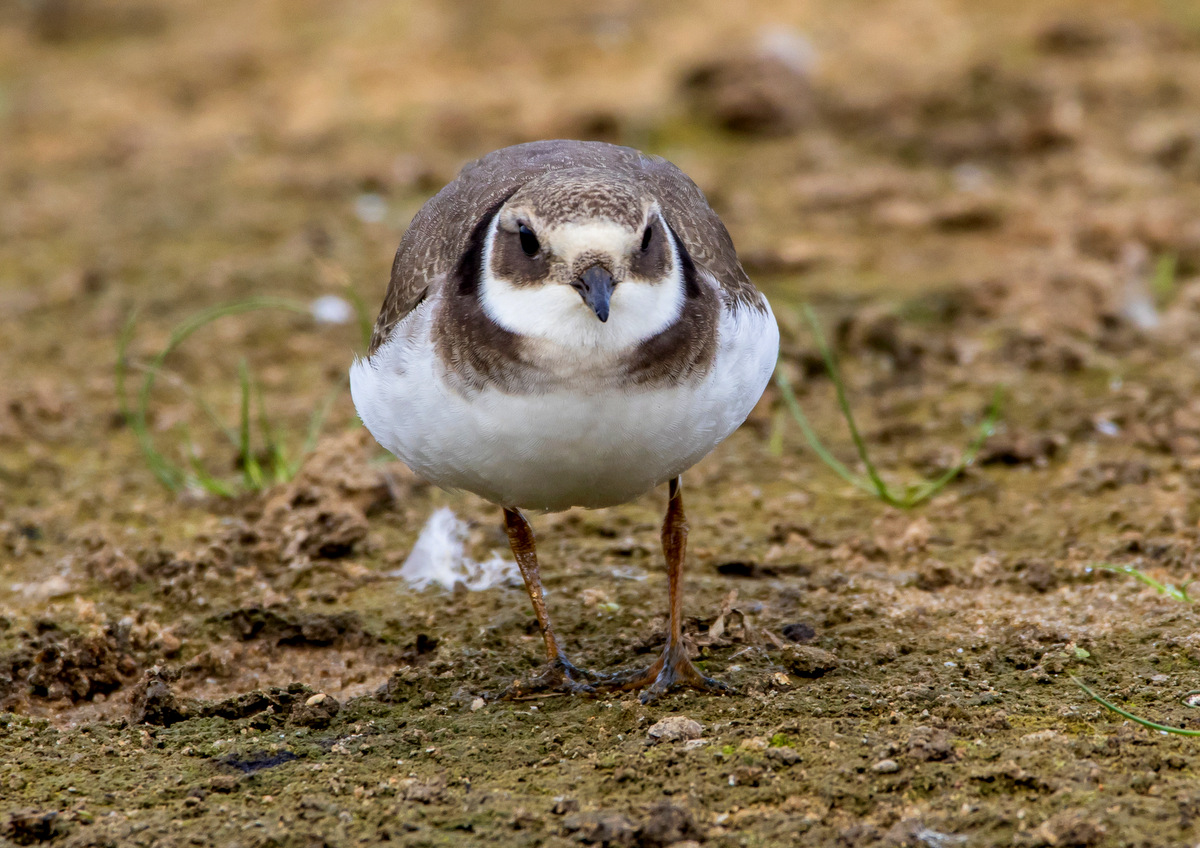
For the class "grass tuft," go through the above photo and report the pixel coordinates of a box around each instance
[116,296,351,496]
[774,304,1002,508]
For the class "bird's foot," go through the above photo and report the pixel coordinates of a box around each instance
[609,642,734,704]
[501,655,610,698]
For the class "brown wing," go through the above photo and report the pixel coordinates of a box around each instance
[367,140,760,354]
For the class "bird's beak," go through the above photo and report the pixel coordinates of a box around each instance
[572,265,615,323]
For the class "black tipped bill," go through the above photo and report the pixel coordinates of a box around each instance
[572,265,615,323]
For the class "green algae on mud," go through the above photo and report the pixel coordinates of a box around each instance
[5,621,1200,847]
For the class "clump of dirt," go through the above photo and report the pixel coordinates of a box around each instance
[249,428,399,562]
[128,664,315,726]
[0,621,139,710]
[682,51,815,135]
[220,607,375,647]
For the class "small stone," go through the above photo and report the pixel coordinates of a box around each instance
[906,726,954,762]
[767,746,802,765]
[872,758,900,774]
[780,644,839,678]
[470,697,485,712]
[641,801,704,847]
[2,810,62,844]
[562,812,637,846]
[647,716,703,742]
[551,796,580,815]
[682,53,814,135]
[781,622,816,643]
[1033,810,1105,847]
[208,775,239,793]
[728,765,765,786]
[401,774,446,804]
[129,666,193,726]
[740,736,769,751]
[290,692,340,729]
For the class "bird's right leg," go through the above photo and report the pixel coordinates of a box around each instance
[608,477,733,703]
[501,507,607,696]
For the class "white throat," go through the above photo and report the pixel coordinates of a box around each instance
[478,218,685,351]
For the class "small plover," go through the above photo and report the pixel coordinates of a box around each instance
[351,140,779,701]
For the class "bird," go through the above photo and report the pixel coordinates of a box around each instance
[350,139,779,702]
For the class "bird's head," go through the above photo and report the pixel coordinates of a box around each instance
[479,168,685,350]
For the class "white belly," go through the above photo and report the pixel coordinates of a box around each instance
[350,301,778,512]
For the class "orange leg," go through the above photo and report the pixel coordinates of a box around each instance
[502,507,607,696]
[612,477,733,703]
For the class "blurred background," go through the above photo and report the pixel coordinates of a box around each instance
[4,0,1199,495]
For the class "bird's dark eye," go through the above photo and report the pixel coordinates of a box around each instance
[641,224,653,252]
[518,224,540,257]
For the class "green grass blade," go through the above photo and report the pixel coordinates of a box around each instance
[125,360,240,449]
[801,304,894,502]
[1152,252,1178,306]
[898,387,1003,507]
[237,359,265,490]
[117,310,185,490]
[183,433,237,498]
[777,304,1000,508]
[287,380,344,478]
[767,408,786,458]
[1072,676,1200,736]
[250,366,291,484]
[1095,563,1192,603]
[136,297,310,461]
[774,365,876,496]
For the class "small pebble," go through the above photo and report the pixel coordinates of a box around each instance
[291,692,340,729]
[647,716,703,742]
[470,698,485,712]
[552,796,580,815]
[767,746,802,765]
[873,758,900,774]
[781,622,816,643]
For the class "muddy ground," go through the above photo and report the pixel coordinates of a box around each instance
[4,0,1200,845]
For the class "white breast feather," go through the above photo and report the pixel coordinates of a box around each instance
[349,283,780,512]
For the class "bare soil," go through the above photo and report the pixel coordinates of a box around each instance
[4,1,1200,846]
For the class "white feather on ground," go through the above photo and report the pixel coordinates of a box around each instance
[392,507,518,591]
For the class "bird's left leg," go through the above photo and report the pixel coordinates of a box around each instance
[609,477,734,703]
[501,507,608,696]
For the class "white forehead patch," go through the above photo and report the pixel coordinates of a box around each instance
[542,220,640,265]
